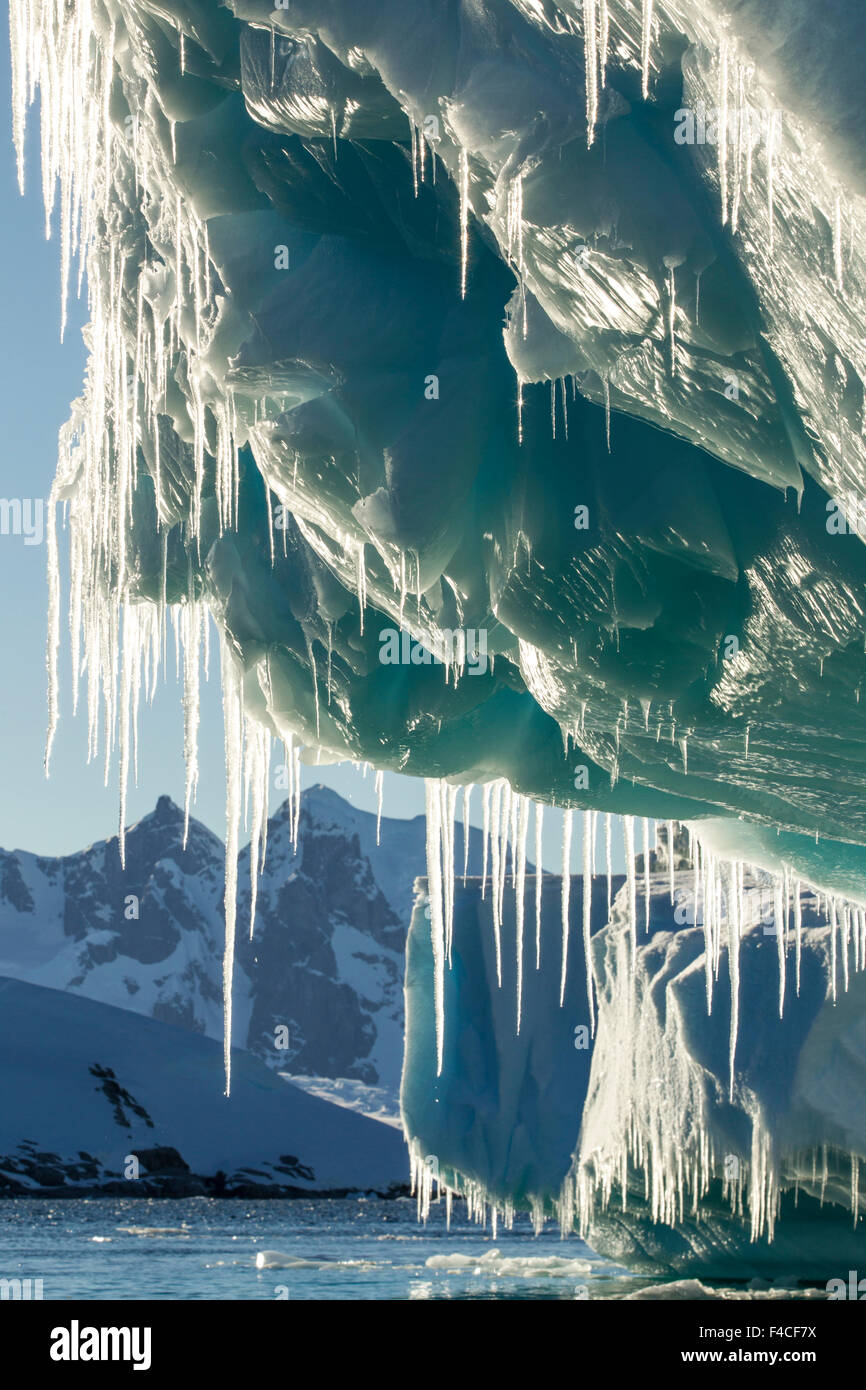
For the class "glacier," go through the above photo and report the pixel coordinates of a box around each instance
[10,0,866,1274]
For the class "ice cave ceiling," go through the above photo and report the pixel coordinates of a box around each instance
[12,0,866,884]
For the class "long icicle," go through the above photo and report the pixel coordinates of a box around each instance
[490,781,503,985]
[642,817,651,931]
[605,812,613,913]
[535,800,544,968]
[728,860,741,1101]
[560,809,573,1005]
[624,814,636,968]
[515,794,529,1031]
[582,809,595,1032]
[481,782,491,899]
[794,880,802,996]
[424,779,446,1075]
[220,642,244,1096]
[375,769,384,846]
[463,783,473,882]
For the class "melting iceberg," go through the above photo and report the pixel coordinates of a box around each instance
[11,0,866,1269]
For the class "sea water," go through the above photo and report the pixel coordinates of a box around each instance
[0,1198,825,1300]
[0,1197,620,1301]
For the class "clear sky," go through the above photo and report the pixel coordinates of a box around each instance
[0,32,624,872]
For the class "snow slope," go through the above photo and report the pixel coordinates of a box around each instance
[0,976,407,1194]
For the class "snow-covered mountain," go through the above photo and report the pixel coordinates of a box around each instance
[0,786,481,1089]
[0,795,228,1038]
[0,976,407,1196]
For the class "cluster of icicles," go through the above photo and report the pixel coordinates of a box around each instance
[413,1133,866,1247]
[422,782,866,1241]
[569,1131,866,1248]
[424,786,866,1073]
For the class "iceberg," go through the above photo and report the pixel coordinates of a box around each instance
[10,0,866,1270]
[404,838,866,1277]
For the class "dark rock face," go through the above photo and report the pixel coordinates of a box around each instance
[130,1145,190,1174]
[0,854,35,913]
[0,796,228,1039]
[236,794,408,1084]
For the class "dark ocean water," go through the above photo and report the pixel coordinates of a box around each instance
[0,1195,634,1300]
[0,1196,830,1300]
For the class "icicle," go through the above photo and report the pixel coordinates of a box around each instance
[292,743,301,847]
[489,781,503,985]
[375,769,384,845]
[605,812,612,913]
[459,148,470,299]
[356,543,366,635]
[702,849,714,1011]
[410,121,418,198]
[728,860,741,1101]
[441,782,458,963]
[583,0,598,148]
[424,780,446,1075]
[117,605,139,869]
[515,795,529,1031]
[582,809,595,1032]
[496,782,512,943]
[481,782,491,899]
[667,264,678,377]
[730,63,744,232]
[830,898,838,1003]
[604,375,611,451]
[181,601,202,848]
[560,809,573,1005]
[220,642,244,1096]
[718,39,729,225]
[642,817,651,930]
[534,801,544,967]
[462,783,473,882]
[246,721,271,941]
[667,820,676,902]
[624,815,636,968]
[640,0,653,100]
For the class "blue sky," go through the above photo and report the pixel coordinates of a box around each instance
[0,33,622,872]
